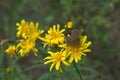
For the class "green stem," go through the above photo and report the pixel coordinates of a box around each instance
[73,61,83,80]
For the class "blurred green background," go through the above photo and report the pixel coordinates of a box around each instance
[0,0,120,80]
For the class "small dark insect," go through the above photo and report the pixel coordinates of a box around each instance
[66,29,80,46]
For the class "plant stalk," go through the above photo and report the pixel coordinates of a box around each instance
[73,61,83,80]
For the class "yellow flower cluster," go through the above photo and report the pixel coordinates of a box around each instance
[5,45,16,58]
[5,20,44,57]
[16,20,44,40]
[42,22,92,72]
[5,20,92,72]
[59,35,92,63]
[40,24,65,47]
[44,50,70,72]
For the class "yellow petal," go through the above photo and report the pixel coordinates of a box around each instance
[43,43,47,48]
[44,60,52,64]
[59,67,63,72]
[16,23,20,26]
[51,40,54,45]
[40,30,44,34]
[21,19,25,24]
[59,37,64,43]
[54,39,58,44]
[57,24,60,31]
[34,53,37,56]
[81,35,87,45]
[62,61,70,66]
[48,51,53,55]
[17,32,21,37]
[53,25,56,31]
[58,44,67,48]
[75,56,79,63]
[80,52,86,56]
[48,29,52,34]
[68,57,74,63]
[36,22,39,28]
[86,41,92,48]
[60,29,65,33]
[56,62,60,70]
[32,48,38,53]
[44,56,51,60]
[30,22,34,27]
[83,49,91,52]
[50,63,55,71]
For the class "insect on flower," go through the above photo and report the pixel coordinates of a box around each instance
[66,29,80,47]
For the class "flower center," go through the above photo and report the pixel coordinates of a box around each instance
[52,32,62,39]
[31,31,39,39]
[71,46,79,53]
[54,52,62,62]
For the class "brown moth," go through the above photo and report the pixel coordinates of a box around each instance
[66,29,80,46]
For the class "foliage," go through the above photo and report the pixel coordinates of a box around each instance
[0,0,120,80]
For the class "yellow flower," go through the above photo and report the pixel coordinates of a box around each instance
[44,50,70,72]
[28,22,44,40]
[59,35,92,63]
[67,21,73,28]
[17,39,38,57]
[16,20,30,38]
[16,19,44,40]
[5,67,11,73]
[5,45,17,58]
[40,24,65,47]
